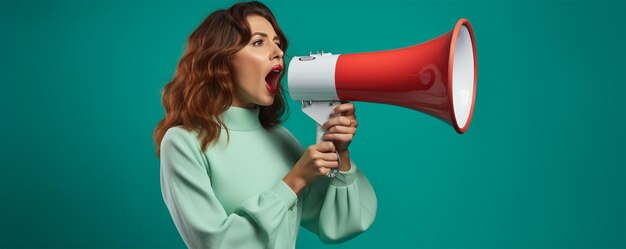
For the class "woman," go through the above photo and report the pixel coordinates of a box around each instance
[153,2,377,248]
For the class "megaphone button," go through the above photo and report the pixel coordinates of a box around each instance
[298,56,315,61]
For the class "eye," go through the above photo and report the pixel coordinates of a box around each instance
[252,39,264,46]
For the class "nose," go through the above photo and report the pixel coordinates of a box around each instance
[271,42,284,61]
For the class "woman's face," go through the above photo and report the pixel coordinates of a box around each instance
[231,15,285,108]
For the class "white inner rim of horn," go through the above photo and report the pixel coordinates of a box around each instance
[452,25,475,129]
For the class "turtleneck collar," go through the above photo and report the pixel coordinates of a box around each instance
[220,105,262,131]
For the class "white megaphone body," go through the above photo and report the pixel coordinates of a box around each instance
[288,19,477,176]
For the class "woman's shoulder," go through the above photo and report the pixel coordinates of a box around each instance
[268,125,295,140]
[161,125,202,147]
[164,125,199,137]
[268,125,305,154]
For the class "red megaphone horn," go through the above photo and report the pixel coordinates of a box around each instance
[288,18,477,134]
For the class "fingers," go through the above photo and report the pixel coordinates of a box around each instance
[312,150,339,161]
[320,167,335,176]
[322,116,353,131]
[301,143,340,179]
[324,125,356,135]
[322,133,353,143]
[310,143,339,167]
[311,141,336,153]
[313,158,339,169]
[331,102,356,116]
[307,144,340,170]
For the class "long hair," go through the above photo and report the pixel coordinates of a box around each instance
[153,1,289,157]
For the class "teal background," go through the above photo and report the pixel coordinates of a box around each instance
[1,0,624,248]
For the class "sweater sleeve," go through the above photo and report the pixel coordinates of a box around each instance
[159,127,298,249]
[275,126,378,244]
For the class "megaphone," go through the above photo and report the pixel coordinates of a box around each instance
[288,18,477,175]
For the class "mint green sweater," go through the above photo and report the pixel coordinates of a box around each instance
[160,106,377,249]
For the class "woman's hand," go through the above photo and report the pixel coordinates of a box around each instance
[283,102,358,195]
[283,142,339,195]
[321,102,358,153]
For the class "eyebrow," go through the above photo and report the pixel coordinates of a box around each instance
[251,32,280,41]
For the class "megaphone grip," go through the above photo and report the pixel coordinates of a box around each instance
[317,124,339,178]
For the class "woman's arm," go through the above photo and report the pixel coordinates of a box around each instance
[300,155,378,244]
[160,128,298,249]
[275,126,378,244]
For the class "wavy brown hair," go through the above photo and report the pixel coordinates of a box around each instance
[153,1,289,157]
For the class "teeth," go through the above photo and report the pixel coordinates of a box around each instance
[272,69,280,72]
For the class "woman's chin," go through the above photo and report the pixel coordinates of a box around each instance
[252,92,274,107]
[258,97,274,106]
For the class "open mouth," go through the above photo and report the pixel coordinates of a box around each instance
[264,64,283,94]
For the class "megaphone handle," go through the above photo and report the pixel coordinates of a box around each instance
[317,123,340,178]
[302,100,342,178]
